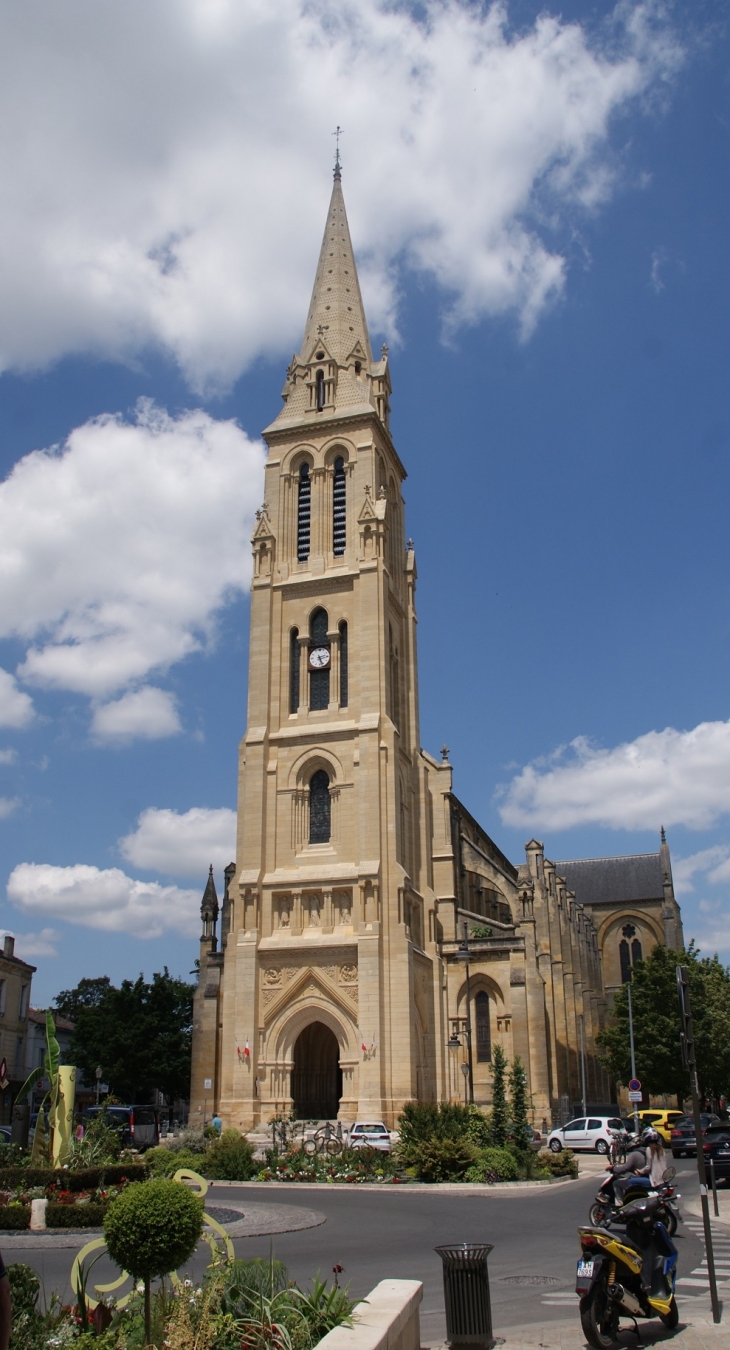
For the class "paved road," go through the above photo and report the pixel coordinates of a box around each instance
[4,1166,708,1343]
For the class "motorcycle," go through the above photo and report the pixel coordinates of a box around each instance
[589,1165,680,1236]
[576,1193,678,1349]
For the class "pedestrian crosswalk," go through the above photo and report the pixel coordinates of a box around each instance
[675,1218,730,1296]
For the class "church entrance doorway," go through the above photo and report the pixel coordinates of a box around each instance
[291,1022,342,1119]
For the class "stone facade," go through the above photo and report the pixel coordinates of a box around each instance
[190,169,682,1131]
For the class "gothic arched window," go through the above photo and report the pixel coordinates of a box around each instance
[309,607,330,710]
[475,991,491,1062]
[339,620,348,707]
[333,456,346,555]
[297,463,311,562]
[619,940,631,985]
[316,369,325,412]
[309,769,331,843]
[620,923,642,983]
[289,627,300,713]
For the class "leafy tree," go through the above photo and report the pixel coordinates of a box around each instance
[597,943,730,1103]
[489,1045,509,1146]
[58,969,194,1104]
[104,1177,202,1343]
[53,977,111,1022]
[509,1054,530,1154]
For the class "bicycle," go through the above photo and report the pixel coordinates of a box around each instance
[304,1121,343,1156]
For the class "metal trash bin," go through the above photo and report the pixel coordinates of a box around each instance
[435,1244,495,1350]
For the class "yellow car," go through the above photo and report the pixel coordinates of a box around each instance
[637,1109,685,1143]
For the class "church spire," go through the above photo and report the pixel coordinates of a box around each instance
[299,169,372,368]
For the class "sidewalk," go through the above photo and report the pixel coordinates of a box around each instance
[427,1298,727,1350]
[685,1189,730,1226]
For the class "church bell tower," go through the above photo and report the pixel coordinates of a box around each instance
[200,160,452,1129]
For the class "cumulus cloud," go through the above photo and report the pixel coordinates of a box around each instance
[119,806,236,880]
[0,400,264,705]
[499,720,730,831]
[1,927,60,960]
[0,798,18,820]
[7,863,200,939]
[91,688,182,743]
[0,669,34,729]
[673,846,730,896]
[0,1,682,389]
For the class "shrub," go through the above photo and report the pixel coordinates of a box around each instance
[0,1164,146,1191]
[537,1148,578,1178]
[464,1146,519,1183]
[144,1147,204,1178]
[47,1202,107,1228]
[410,1136,477,1182]
[202,1129,256,1181]
[397,1102,472,1163]
[0,1143,28,1168]
[464,1105,492,1150]
[0,1205,30,1229]
[104,1177,203,1343]
[162,1127,207,1155]
[489,1046,509,1146]
[7,1264,40,1315]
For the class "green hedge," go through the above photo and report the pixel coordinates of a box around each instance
[46,1203,107,1228]
[0,1206,30,1230]
[464,1146,519,1183]
[537,1148,578,1178]
[0,1164,146,1191]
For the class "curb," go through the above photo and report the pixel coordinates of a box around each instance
[207,1176,580,1194]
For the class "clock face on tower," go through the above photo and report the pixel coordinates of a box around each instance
[309,646,331,670]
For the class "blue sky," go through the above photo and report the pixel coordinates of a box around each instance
[0,0,729,1004]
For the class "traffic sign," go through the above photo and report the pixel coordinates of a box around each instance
[628,1078,641,1092]
[628,1089,642,1102]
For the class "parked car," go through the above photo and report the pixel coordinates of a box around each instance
[636,1109,685,1143]
[547,1115,625,1154]
[702,1123,730,1179]
[348,1121,392,1153]
[81,1104,159,1150]
[670,1113,720,1157]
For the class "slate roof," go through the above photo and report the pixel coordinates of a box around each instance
[553,853,665,907]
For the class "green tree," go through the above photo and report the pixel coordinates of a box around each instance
[597,943,730,1102]
[489,1044,509,1146]
[509,1054,530,1154]
[58,969,194,1104]
[53,976,111,1022]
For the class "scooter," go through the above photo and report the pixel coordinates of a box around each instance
[589,1166,680,1236]
[576,1193,678,1349]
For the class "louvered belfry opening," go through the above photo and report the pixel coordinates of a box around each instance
[333,456,346,555]
[297,463,311,561]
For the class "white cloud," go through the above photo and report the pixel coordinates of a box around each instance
[0,750,17,766]
[0,669,34,729]
[0,399,264,704]
[7,863,200,939]
[0,798,18,820]
[1,927,60,960]
[0,1,682,390]
[673,846,730,896]
[91,688,182,743]
[119,806,236,880]
[499,720,730,831]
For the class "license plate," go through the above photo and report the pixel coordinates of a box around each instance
[577,1261,594,1278]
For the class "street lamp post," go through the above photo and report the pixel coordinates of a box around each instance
[455,922,474,1105]
[95,1066,102,1106]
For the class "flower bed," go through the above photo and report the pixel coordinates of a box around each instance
[257,1145,403,1184]
[0,1165,142,1228]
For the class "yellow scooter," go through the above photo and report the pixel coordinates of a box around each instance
[575,1194,678,1349]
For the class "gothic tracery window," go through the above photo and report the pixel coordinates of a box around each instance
[475,991,491,1062]
[619,923,642,983]
[309,769,331,844]
[333,456,346,555]
[297,463,311,562]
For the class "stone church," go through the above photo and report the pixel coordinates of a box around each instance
[191,167,683,1131]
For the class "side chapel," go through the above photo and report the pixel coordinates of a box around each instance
[191,166,683,1130]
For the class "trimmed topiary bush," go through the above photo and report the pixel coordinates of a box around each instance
[47,1202,107,1228]
[104,1177,203,1343]
[537,1147,578,1178]
[464,1146,519,1183]
[202,1129,257,1181]
[410,1136,477,1182]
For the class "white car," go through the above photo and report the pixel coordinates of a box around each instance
[547,1115,625,1155]
[349,1121,392,1153]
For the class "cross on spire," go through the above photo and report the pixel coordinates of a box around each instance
[333,125,343,179]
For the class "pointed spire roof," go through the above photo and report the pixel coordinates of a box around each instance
[201,864,219,919]
[299,169,372,368]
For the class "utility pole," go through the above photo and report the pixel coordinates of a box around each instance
[677,965,720,1324]
[578,1014,587,1116]
[626,981,640,1137]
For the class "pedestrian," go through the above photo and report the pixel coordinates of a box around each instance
[211,1112,222,1136]
[645,1130,666,1186]
[0,1249,11,1350]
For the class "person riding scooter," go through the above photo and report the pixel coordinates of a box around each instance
[608,1127,657,1205]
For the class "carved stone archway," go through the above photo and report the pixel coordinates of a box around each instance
[291,1021,342,1119]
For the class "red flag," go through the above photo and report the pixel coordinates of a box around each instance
[243,1040,250,1058]
[361,1041,367,1053]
